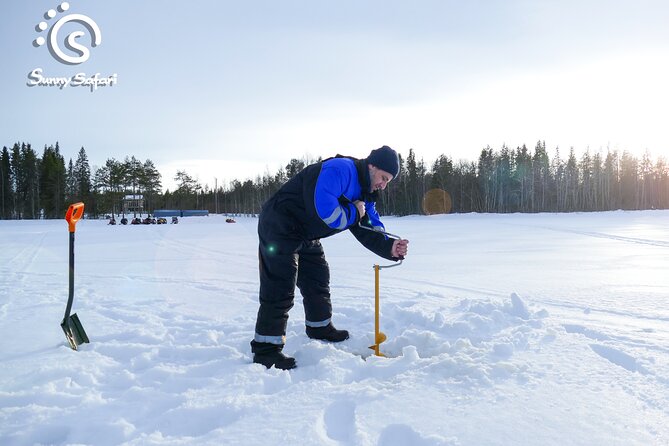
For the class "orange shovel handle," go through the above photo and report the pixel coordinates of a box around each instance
[65,202,85,233]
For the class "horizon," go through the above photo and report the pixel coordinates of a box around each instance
[2,139,664,193]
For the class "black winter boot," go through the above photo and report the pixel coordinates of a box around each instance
[250,341,296,370]
[306,323,349,342]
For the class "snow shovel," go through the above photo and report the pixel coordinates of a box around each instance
[358,223,404,357]
[61,202,89,350]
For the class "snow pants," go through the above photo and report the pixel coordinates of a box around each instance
[253,211,332,345]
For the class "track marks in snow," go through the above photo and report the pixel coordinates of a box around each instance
[563,324,611,341]
[151,226,257,267]
[557,228,669,248]
[84,272,255,295]
[2,230,49,277]
[509,223,669,248]
[392,278,507,299]
[561,322,669,404]
[589,344,649,374]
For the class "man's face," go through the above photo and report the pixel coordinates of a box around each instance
[368,164,394,192]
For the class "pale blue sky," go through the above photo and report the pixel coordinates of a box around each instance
[2,1,669,190]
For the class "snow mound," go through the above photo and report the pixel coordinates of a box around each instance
[296,293,552,388]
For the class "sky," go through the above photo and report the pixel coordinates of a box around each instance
[2,0,669,191]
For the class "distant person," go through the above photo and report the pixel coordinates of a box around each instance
[251,146,409,370]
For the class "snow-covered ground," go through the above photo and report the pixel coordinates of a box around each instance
[1,211,668,445]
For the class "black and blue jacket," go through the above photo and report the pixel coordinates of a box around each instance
[261,155,399,261]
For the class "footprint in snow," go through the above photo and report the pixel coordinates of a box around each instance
[377,424,457,446]
[322,400,357,443]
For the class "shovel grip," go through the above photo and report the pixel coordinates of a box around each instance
[66,202,85,233]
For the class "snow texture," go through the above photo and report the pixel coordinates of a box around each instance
[1,211,668,445]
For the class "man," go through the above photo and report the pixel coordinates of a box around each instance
[251,145,410,370]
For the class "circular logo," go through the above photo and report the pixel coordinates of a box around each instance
[34,2,102,65]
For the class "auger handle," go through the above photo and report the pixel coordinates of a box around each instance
[357,221,402,240]
[377,259,402,269]
[66,203,85,233]
[358,223,404,268]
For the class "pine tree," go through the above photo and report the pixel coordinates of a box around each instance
[639,151,654,209]
[532,141,550,212]
[656,157,669,208]
[1,146,13,219]
[405,149,419,214]
[14,143,40,218]
[477,147,495,212]
[430,155,453,191]
[285,159,305,180]
[74,147,92,204]
[591,151,604,211]
[564,148,579,211]
[174,170,200,209]
[620,151,639,209]
[66,159,76,203]
[603,150,619,210]
[140,159,162,213]
[124,156,143,195]
[513,145,532,212]
[450,160,480,213]
[10,143,21,217]
[93,158,126,216]
[39,144,66,218]
[579,150,593,211]
[92,163,111,214]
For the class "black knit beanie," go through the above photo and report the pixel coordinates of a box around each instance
[366,146,400,179]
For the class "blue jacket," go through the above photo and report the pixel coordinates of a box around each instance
[261,156,398,260]
[314,157,385,232]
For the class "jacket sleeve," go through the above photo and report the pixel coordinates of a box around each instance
[314,163,360,230]
[349,202,400,261]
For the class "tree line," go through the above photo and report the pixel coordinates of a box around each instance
[392,141,669,215]
[186,142,669,216]
[1,142,162,219]
[1,141,667,219]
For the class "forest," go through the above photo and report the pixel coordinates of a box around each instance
[1,141,667,220]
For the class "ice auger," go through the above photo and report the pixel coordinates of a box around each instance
[358,223,404,357]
